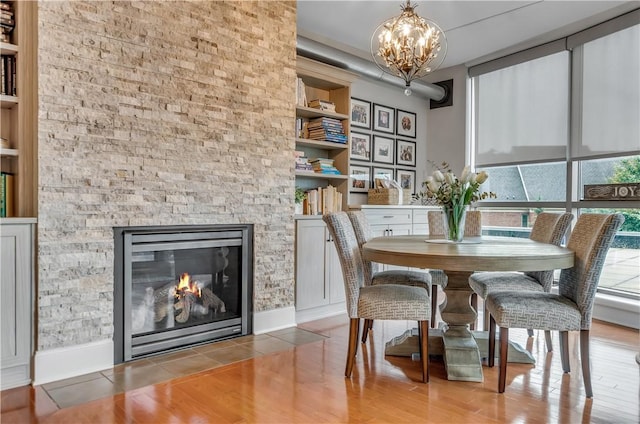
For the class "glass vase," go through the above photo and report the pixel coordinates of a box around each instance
[442,204,467,242]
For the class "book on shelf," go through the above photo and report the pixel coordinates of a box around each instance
[1,54,16,96]
[301,185,342,215]
[307,99,336,112]
[0,172,14,217]
[296,77,307,107]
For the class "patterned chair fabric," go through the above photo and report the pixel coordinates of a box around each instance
[469,212,573,297]
[485,213,624,397]
[323,212,432,382]
[347,211,431,290]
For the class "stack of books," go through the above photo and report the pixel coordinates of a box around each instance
[302,185,342,215]
[307,117,347,144]
[308,99,336,113]
[0,2,13,44]
[309,158,340,175]
[294,150,313,172]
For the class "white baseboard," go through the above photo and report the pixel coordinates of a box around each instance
[252,306,297,334]
[295,302,346,324]
[33,339,114,386]
[593,293,640,329]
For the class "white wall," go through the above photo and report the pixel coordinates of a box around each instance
[424,65,469,175]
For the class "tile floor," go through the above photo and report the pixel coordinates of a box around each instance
[41,327,328,409]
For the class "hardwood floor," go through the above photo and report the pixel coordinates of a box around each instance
[2,315,638,423]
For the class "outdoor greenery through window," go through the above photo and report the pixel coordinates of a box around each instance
[470,13,639,298]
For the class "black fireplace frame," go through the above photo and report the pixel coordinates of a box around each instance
[113,224,253,363]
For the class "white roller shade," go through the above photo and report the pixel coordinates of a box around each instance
[572,24,640,159]
[475,52,570,167]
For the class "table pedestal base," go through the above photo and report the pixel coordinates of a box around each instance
[385,329,535,380]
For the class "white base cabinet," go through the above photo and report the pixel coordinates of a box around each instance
[295,218,346,323]
[1,219,35,390]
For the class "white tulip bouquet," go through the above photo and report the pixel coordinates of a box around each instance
[417,162,495,241]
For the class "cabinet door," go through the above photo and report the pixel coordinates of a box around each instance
[295,220,329,310]
[326,233,345,304]
[1,224,32,389]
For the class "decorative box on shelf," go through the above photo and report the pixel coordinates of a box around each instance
[367,188,412,205]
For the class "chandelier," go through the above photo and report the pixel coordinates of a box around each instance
[371,1,447,95]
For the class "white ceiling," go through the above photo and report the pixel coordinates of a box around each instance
[297,1,639,69]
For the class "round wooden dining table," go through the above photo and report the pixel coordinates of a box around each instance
[362,235,574,382]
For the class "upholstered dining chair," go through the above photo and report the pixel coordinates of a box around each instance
[347,211,432,343]
[469,212,573,349]
[323,212,431,383]
[427,209,482,328]
[485,213,624,398]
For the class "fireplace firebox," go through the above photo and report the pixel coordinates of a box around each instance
[114,224,253,363]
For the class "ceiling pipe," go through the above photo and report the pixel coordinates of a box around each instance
[296,35,446,102]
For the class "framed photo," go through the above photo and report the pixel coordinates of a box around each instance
[350,165,371,193]
[396,168,416,194]
[396,109,416,138]
[372,167,394,188]
[373,104,395,134]
[350,98,371,129]
[350,132,371,161]
[373,135,395,164]
[396,139,416,167]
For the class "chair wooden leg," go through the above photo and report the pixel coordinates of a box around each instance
[559,330,570,373]
[488,314,496,367]
[418,320,429,383]
[544,330,553,352]
[498,327,509,393]
[431,284,438,328]
[483,305,489,332]
[345,318,360,378]
[470,293,477,330]
[580,330,593,398]
[361,319,373,343]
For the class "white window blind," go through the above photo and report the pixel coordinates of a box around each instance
[572,24,640,159]
[475,52,570,167]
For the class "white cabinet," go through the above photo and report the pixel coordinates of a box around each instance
[295,218,346,323]
[1,219,35,390]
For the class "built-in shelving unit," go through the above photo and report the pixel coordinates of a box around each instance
[295,56,357,212]
[0,0,38,218]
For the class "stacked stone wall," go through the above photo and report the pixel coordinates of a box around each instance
[37,1,297,349]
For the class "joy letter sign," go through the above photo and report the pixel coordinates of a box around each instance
[584,183,640,200]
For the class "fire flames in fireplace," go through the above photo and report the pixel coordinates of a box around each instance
[176,273,202,298]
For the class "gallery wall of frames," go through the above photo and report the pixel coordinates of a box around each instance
[349,97,418,197]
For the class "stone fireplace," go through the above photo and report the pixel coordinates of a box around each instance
[35,1,297,384]
[113,225,253,362]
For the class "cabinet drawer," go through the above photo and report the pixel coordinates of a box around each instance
[363,209,413,226]
[412,209,429,226]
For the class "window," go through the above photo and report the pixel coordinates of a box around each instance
[470,13,639,300]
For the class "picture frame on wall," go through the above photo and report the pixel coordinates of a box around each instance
[396,109,417,138]
[396,139,416,167]
[372,166,394,188]
[350,165,371,193]
[350,98,371,129]
[396,168,416,194]
[372,135,395,164]
[350,132,371,161]
[373,103,395,134]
